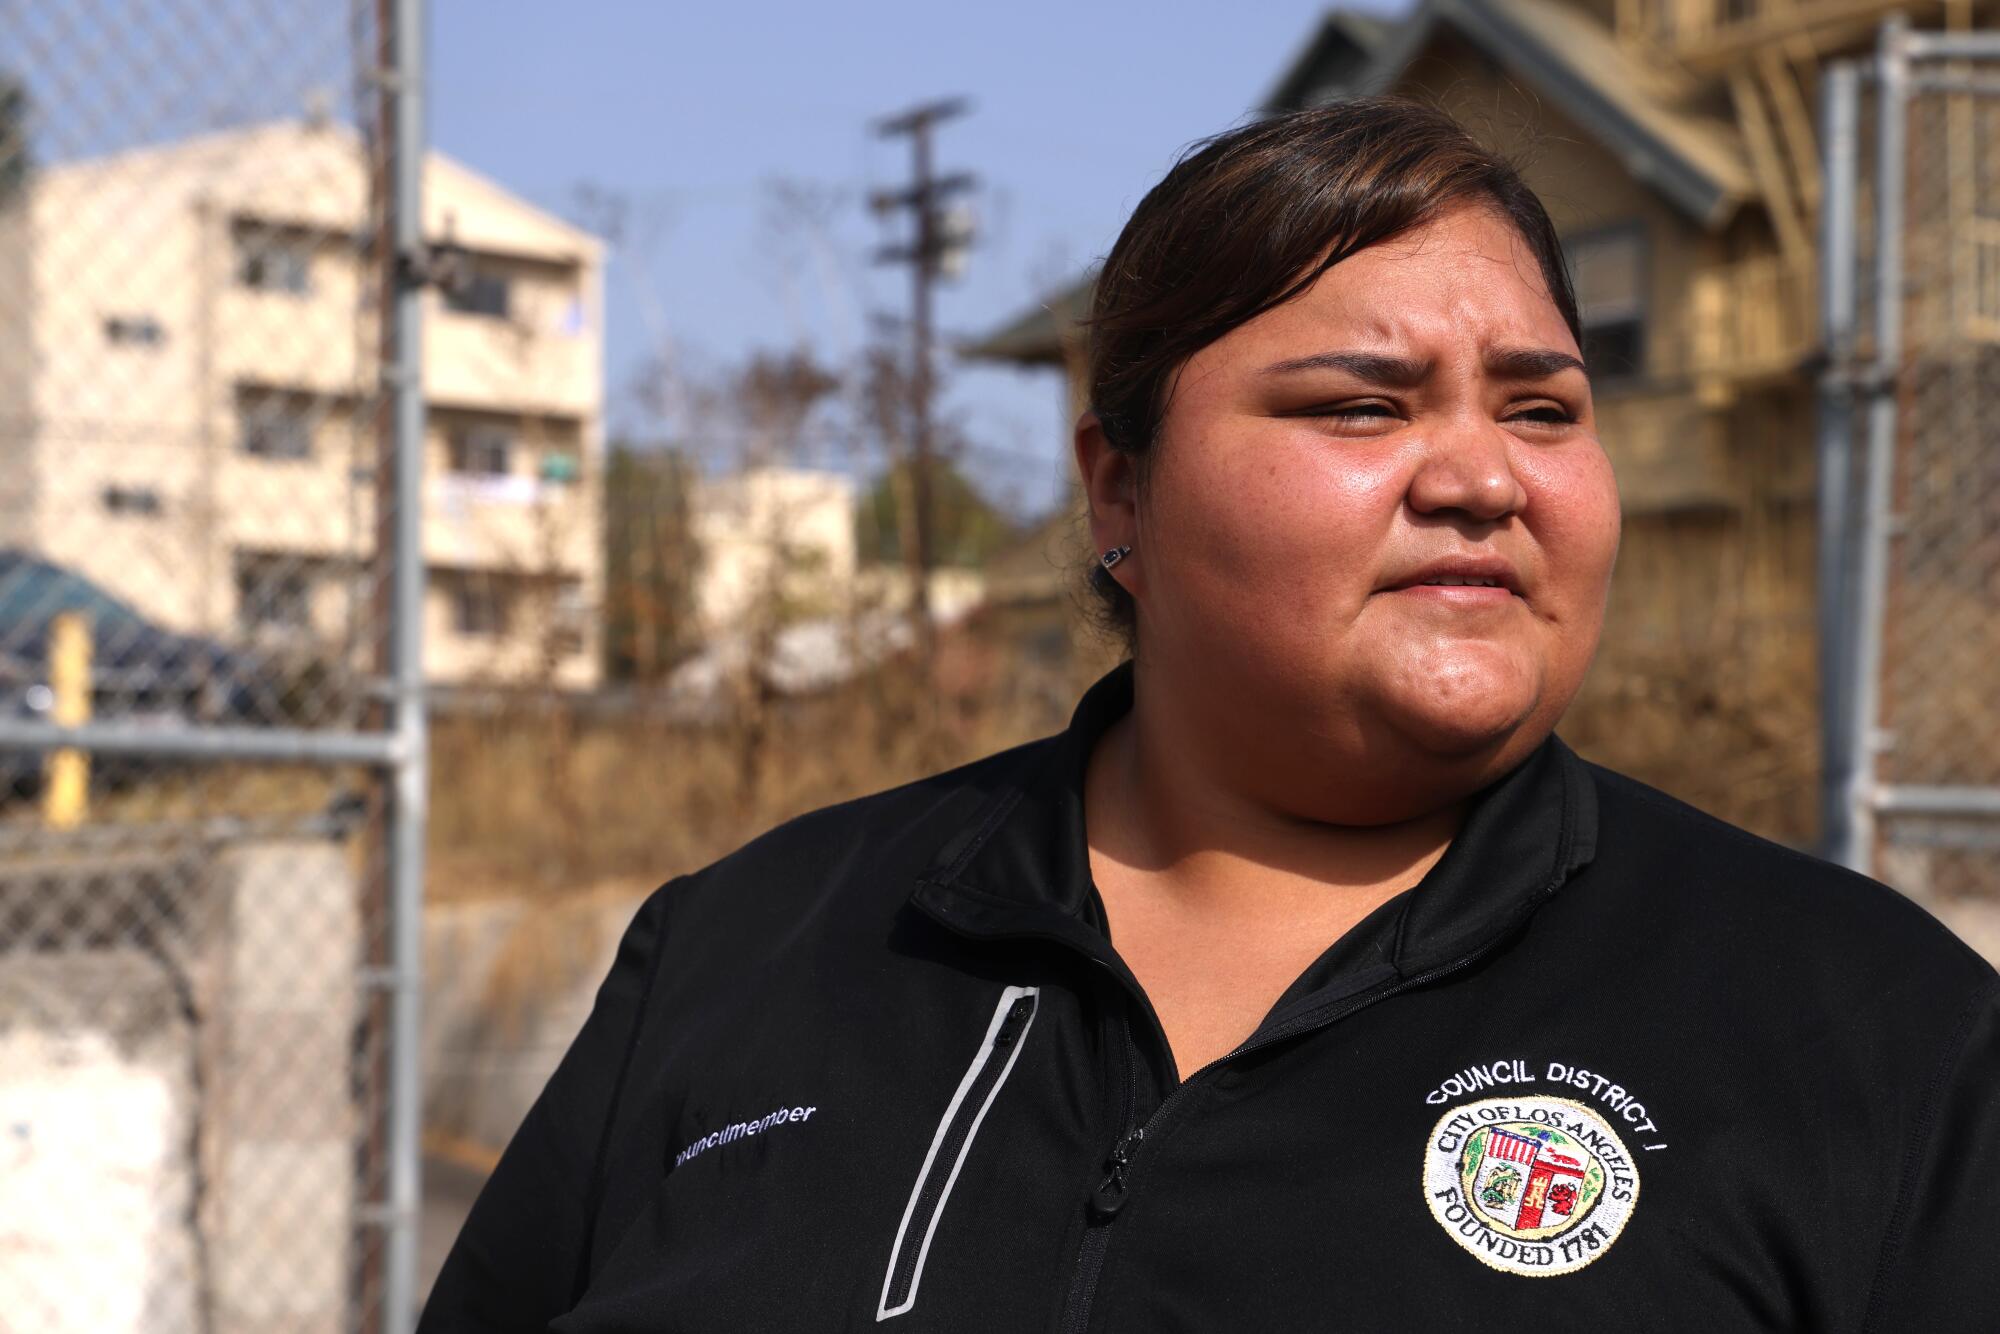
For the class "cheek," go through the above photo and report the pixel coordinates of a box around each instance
[1153,426,1409,601]
[1517,445,1621,603]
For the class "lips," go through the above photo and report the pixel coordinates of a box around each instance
[1381,557,1523,597]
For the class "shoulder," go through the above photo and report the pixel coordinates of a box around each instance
[638,729,1063,933]
[1578,758,1997,999]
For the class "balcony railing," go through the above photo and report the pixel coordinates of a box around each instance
[424,305,597,418]
[1690,253,1817,397]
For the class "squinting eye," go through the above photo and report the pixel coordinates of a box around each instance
[1513,405,1576,425]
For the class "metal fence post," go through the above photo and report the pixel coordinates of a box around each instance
[1817,58,1862,865]
[385,0,429,1328]
[1842,15,1910,874]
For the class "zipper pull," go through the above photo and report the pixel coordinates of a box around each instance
[1088,1128,1144,1221]
[993,995,1035,1048]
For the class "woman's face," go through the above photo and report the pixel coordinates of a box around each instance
[1085,202,1621,816]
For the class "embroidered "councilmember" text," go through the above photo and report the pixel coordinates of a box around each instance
[674,1104,818,1168]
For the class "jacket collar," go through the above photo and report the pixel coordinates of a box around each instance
[910,658,1598,987]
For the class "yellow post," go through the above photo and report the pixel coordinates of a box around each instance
[43,610,89,828]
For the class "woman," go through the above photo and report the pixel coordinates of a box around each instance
[422,98,1998,1332]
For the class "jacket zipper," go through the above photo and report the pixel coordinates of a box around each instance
[1055,933,1522,1334]
[877,985,1040,1322]
[1056,983,1141,1331]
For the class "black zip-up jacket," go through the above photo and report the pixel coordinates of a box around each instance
[421,661,2000,1332]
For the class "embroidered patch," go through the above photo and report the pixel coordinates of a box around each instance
[1422,1095,1639,1276]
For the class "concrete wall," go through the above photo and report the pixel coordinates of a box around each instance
[0,834,362,1334]
[0,952,200,1334]
[200,838,359,1334]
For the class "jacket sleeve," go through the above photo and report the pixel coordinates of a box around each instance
[417,882,676,1332]
[1862,975,2000,1334]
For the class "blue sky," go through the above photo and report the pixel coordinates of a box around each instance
[430,1,1404,517]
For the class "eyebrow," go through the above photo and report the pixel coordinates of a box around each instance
[1259,346,1587,384]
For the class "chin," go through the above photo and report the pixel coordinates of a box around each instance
[1393,704,1538,762]
[1380,658,1545,761]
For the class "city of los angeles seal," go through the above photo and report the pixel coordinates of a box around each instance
[1423,1095,1639,1277]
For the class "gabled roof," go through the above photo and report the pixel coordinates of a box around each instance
[1354,0,1751,225]
[1261,8,1399,113]
[966,0,1754,366]
[959,268,1095,364]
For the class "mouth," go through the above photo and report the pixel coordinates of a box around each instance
[1394,582,1516,605]
[1381,560,1524,600]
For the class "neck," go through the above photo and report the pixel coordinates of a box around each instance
[1085,667,1465,912]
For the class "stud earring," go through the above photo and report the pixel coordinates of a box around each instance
[1099,545,1132,571]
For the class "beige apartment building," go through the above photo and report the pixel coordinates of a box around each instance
[0,118,605,692]
[688,466,860,635]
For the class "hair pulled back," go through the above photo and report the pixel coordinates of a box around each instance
[1081,96,1582,643]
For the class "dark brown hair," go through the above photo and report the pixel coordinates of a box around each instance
[1082,95,1582,641]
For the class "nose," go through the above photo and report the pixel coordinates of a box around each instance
[1405,419,1528,524]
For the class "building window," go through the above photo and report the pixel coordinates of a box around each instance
[449,424,514,476]
[453,576,510,637]
[238,386,315,459]
[103,315,166,347]
[237,556,313,633]
[442,269,511,319]
[234,220,313,294]
[1566,224,1647,383]
[102,484,163,516]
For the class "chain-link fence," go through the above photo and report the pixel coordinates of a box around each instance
[1821,21,2000,941]
[0,3,427,1330]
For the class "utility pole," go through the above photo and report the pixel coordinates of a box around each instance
[871,98,975,674]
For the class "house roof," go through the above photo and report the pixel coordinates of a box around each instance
[1262,8,1400,113]
[958,268,1096,364]
[0,549,260,687]
[1355,0,1751,225]
[966,0,1753,368]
